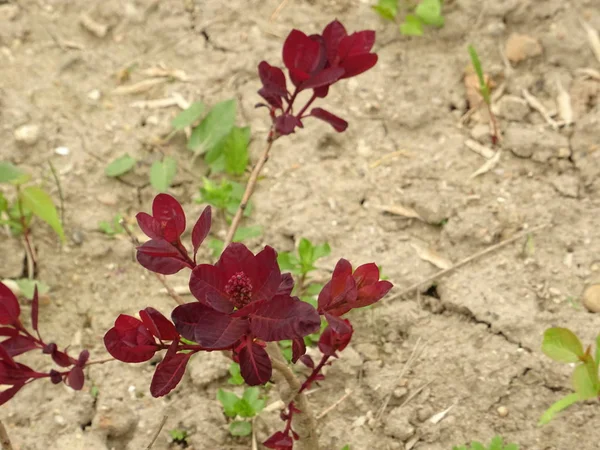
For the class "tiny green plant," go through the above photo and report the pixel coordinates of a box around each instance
[14,279,49,299]
[105,154,178,193]
[467,45,499,145]
[228,362,245,385]
[169,428,189,446]
[0,162,65,242]
[171,99,250,175]
[197,177,250,219]
[372,0,444,36]
[277,238,331,282]
[540,327,600,425]
[453,436,519,450]
[98,214,125,237]
[217,387,266,437]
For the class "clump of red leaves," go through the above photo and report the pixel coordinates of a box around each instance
[0,282,91,405]
[258,19,378,136]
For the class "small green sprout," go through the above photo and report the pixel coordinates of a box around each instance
[217,387,266,437]
[98,214,125,237]
[453,436,519,450]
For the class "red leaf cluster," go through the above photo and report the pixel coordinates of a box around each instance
[258,20,378,137]
[0,282,93,406]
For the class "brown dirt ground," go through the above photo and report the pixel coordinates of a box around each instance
[2,0,600,449]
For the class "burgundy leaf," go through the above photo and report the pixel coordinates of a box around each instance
[299,354,314,369]
[299,67,344,91]
[137,240,190,275]
[172,302,247,349]
[318,320,353,356]
[340,53,378,79]
[0,361,42,385]
[258,61,288,98]
[339,30,376,59]
[77,349,90,367]
[310,107,348,132]
[356,280,393,308]
[1,336,38,357]
[136,212,163,240]
[238,340,272,386]
[0,328,18,337]
[323,313,352,334]
[353,263,380,288]
[252,246,282,302]
[287,67,311,89]
[152,193,186,238]
[0,282,20,325]
[103,314,158,363]
[192,206,212,261]
[250,295,320,342]
[0,344,17,368]
[276,273,295,296]
[275,114,302,136]
[140,307,179,341]
[0,383,24,407]
[282,30,324,84]
[189,264,232,313]
[217,243,259,283]
[322,20,347,65]
[49,370,62,384]
[66,366,85,391]
[31,284,39,332]
[291,337,306,363]
[258,87,284,109]
[150,352,191,397]
[52,349,75,367]
[263,431,294,449]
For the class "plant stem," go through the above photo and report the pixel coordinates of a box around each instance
[16,187,36,279]
[223,134,276,248]
[0,420,14,450]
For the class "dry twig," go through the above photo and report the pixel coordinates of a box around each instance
[145,415,168,450]
[0,421,14,450]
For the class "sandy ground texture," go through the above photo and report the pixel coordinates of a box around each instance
[2,0,600,449]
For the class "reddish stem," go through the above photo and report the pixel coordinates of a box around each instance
[296,93,317,119]
[300,354,330,393]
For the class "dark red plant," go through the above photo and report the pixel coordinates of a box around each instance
[258,19,378,136]
[0,282,94,405]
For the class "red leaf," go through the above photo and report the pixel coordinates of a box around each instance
[263,431,294,449]
[282,30,324,83]
[103,315,158,363]
[0,328,18,337]
[276,273,294,296]
[275,114,302,136]
[238,340,272,386]
[299,354,314,369]
[136,212,163,240]
[250,295,320,342]
[0,344,17,368]
[310,108,348,132]
[192,206,212,261]
[77,350,90,366]
[353,263,380,288]
[355,280,393,308]
[339,30,376,59]
[322,20,347,65]
[1,336,38,357]
[51,349,74,368]
[340,53,378,78]
[252,246,282,302]
[323,313,352,334]
[152,193,186,238]
[137,240,190,275]
[66,366,85,391]
[318,320,353,356]
[140,307,179,341]
[258,61,288,98]
[291,338,306,363]
[0,282,20,325]
[172,303,247,349]
[31,285,39,332]
[317,260,356,313]
[150,352,191,397]
[217,243,259,283]
[189,264,232,313]
[299,67,344,91]
[0,361,41,385]
[0,383,25,407]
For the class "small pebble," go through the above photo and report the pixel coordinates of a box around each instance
[71,230,84,246]
[497,406,509,417]
[14,124,40,146]
[55,146,70,156]
[88,89,101,101]
[583,284,600,313]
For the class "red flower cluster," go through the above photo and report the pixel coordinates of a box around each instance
[258,20,378,137]
[0,282,91,406]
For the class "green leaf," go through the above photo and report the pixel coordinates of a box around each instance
[229,420,252,437]
[243,387,265,414]
[169,428,188,442]
[573,362,599,399]
[400,14,424,36]
[542,327,584,363]
[305,283,323,296]
[298,238,313,266]
[228,362,245,385]
[15,279,49,299]
[188,99,236,155]
[452,447,467,450]
[469,443,486,450]
[19,186,65,241]
[415,0,444,26]
[0,192,8,213]
[313,242,331,261]
[150,156,177,192]
[539,392,581,425]
[217,389,240,417]
[467,45,491,105]
[341,446,351,450]
[489,436,503,450]
[234,226,262,242]
[0,162,29,184]
[224,126,250,175]
[277,252,300,273]
[372,0,398,20]
[172,102,205,130]
[504,445,520,450]
[105,154,136,177]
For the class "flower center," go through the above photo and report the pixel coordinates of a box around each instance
[225,272,253,309]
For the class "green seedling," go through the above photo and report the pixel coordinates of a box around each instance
[98,214,125,237]
[540,327,600,425]
[228,362,245,385]
[14,279,49,299]
[169,428,189,446]
[467,45,491,106]
[341,446,351,450]
[90,385,100,399]
[105,154,137,178]
[453,436,519,450]
[150,156,177,192]
[217,387,266,437]
[0,162,65,241]
[373,0,444,36]
[278,238,331,280]
[197,178,251,219]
